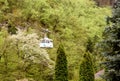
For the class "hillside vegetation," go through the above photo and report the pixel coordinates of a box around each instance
[0,0,111,81]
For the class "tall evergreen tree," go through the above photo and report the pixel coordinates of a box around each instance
[79,52,94,81]
[55,43,68,81]
[79,38,95,81]
[101,0,120,81]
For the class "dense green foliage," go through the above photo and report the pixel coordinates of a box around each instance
[101,0,120,81]
[0,0,111,81]
[79,52,94,81]
[0,29,54,81]
[55,44,68,81]
[86,38,94,53]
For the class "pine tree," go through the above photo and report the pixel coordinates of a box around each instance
[79,52,94,81]
[101,0,120,81]
[55,43,68,81]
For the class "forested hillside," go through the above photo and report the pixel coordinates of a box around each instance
[0,0,111,81]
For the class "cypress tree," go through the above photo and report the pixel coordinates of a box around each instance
[101,0,120,81]
[79,52,94,81]
[55,44,68,81]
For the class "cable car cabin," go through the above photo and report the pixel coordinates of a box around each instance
[39,37,53,48]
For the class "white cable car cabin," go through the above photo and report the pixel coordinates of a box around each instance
[39,37,53,48]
